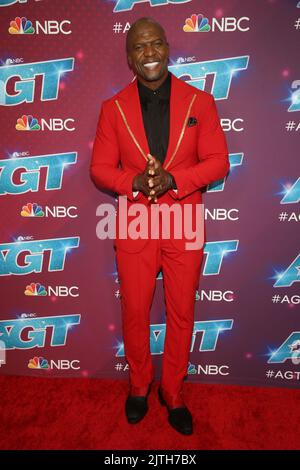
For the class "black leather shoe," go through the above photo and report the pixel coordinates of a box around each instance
[125,384,151,424]
[158,388,193,435]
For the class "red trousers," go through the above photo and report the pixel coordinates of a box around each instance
[116,238,203,408]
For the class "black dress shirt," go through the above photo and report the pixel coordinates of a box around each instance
[137,72,177,189]
[138,71,170,164]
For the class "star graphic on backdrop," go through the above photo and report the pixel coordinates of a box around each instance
[289,340,300,352]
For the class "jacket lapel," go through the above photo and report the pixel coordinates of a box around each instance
[115,78,149,165]
[115,73,197,170]
[163,74,196,171]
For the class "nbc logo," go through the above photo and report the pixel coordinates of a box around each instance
[183,14,210,32]
[187,362,197,374]
[28,356,49,369]
[28,357,80,370]
[183,13,250,33]
[8,16,71,35]
[24,282,47,296]
[20,203,78,218]
[176,56,196,64]
[9,16,34,34]
[21,203,44,217]
[16,115,75,132]
[16,115,40,131]
[24,282,79,297]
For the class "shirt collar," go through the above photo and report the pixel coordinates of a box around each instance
[137,71,171,102]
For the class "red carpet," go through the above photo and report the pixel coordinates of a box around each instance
[0,375,299,450]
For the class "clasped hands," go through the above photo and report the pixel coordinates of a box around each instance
[132,154,174,203]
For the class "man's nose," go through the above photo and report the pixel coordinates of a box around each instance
[144,45,156,57]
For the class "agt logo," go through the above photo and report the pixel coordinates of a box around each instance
[114,240,238,278]
[0,0,42,6]
[288,80,300,112]
[280,177,300,204]
[116,319,233,356]
[210,153,242,192]
[0,58,74,105]
[201,240,238,275]
[21,202,78,218]
[16,115,75,132]
[207,153,243,192]
[169,56,249,100]
[0,152,77,195]
[8,16,71,35]
[268,333,300,365]
[273,253,300,288]
[28,356,80,370]
[113,0,191,13]
[183,13,250,33]
[0,236,80,276]
[24,282,79,298]
[0,314,81,350]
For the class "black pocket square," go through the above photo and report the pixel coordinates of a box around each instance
[187,116,197,127]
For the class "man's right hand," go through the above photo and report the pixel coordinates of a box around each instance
[132,156,156,198]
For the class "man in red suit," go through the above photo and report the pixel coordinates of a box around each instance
[90,17,229,435]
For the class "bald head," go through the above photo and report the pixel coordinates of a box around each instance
[126,17,167,53]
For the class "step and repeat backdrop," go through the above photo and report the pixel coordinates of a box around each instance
[0,0,299,388]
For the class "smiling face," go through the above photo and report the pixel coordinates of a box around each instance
[127,20,169,90]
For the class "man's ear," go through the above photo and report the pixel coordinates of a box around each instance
[127,55,132,69]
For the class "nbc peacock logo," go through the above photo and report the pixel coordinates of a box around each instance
[9,16,35,34]
[24,282,47,296]
[187,362,197,374]
[183,14,211,32]
[16,115,40,131]
[21,203,44,217]
[28,357,49,370]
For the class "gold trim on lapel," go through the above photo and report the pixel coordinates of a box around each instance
[164,93,197,171]
[115,99,148,162]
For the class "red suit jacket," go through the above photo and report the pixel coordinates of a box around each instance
[90,73,229,253]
